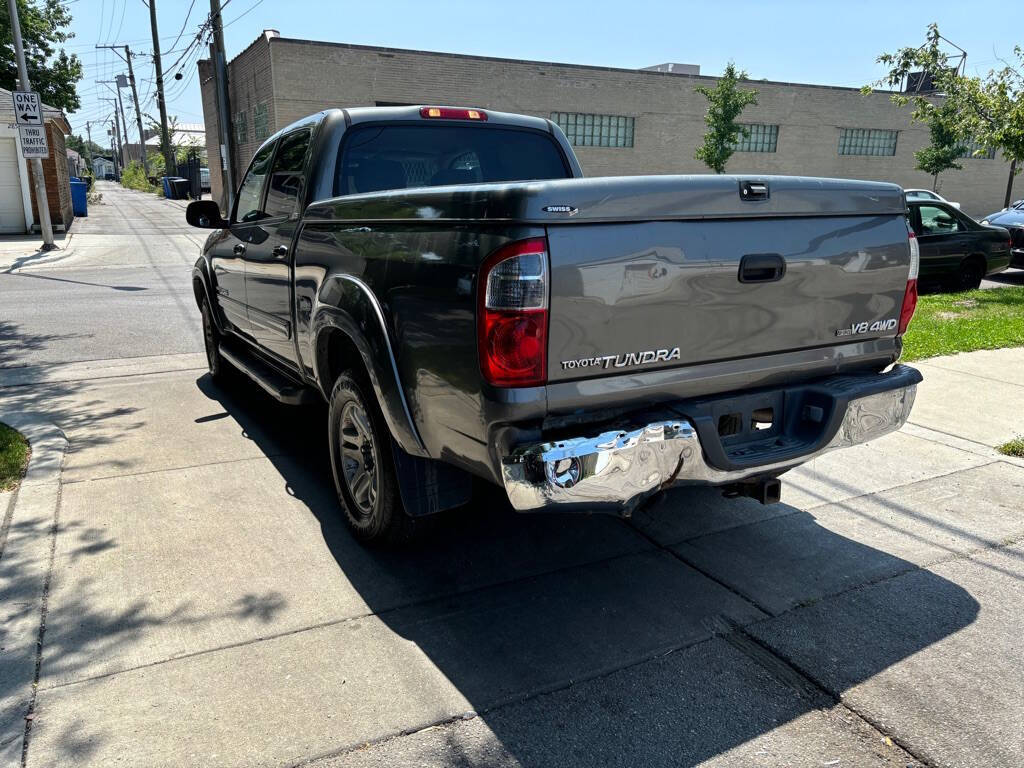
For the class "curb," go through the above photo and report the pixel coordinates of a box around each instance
[0,415,67,768]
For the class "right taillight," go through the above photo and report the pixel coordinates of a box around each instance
[478,237,549,387]
[899,220,920,335]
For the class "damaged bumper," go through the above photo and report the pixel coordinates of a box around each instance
[501,364,921,513]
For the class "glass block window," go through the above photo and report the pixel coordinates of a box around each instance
[958,141,995,159]
[235,110,248,144]
[551,112,634,148]
[734,123,779,153]
[838,128,898,156]
[253,104,268,141]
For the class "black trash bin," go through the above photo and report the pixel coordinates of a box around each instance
[171,178,190,199]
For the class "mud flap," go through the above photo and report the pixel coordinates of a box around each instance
[392,446,473,517]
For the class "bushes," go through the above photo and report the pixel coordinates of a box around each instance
[120,161,162,196]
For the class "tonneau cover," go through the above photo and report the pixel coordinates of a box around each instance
[304,175,907,225]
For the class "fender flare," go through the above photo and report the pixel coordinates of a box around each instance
[311,275,428,458]
[191,258,225,334]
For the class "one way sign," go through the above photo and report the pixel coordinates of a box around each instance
[12,91,42,126]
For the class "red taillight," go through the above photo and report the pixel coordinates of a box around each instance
[899,279,918,334]
[419,106,487,121]
[478,238,548,387]
[899,223,920,334]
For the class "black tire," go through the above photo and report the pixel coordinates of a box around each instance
[327,372,417,545]
[201,297,229,382]
[953,258,985,292]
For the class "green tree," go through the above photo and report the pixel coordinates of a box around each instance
[66,133,106,159]
[914,101,965,190]
[145,113,180,172]
[0,0,83,112]
[695,63,759,173]
[868,24,1024,206]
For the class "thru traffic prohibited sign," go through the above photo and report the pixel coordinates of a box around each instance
[12,90,42,125]
[18,125,49,158]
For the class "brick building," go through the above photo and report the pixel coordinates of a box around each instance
[1,87,73,234]
[197,31,1013,216]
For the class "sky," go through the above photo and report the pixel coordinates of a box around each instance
[60,0,1022,146]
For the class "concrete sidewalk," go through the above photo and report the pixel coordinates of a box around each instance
[0,346,1022,767]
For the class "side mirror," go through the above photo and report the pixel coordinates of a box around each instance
[186,200,228,229]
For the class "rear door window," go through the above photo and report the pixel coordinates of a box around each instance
[336,124,570,195]
[264,128,312,218]
[918,204,963,235]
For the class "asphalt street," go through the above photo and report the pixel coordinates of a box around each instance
[0,182,1023,768]
[0,183,204,368]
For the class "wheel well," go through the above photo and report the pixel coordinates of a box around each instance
[317,328,372,396]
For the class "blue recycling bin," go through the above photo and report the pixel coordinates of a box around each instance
[161,176,173,198]
[70,180,88,217]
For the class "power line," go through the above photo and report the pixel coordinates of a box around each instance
[222,0,265,29]
[168,0,198,54]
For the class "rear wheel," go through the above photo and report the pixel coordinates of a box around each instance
[201,297,228,382]
[328,372,417,545]
[952,258,985,292]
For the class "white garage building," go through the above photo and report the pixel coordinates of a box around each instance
[1,86,73,234]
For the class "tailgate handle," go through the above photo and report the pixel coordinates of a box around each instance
[740,180,769,201]
[739,253,786,283]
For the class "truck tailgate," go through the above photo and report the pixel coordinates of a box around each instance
[545,180,911,383]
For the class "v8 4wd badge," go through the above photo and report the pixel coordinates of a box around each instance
[836,318,898,337]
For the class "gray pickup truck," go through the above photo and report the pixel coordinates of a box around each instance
[187,105,922,544]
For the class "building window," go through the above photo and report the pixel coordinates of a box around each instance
[551,112,634,148]
[838,128,898,156]
[959,141,995,159]
[235,111,248,144]
[253,104,268,141]
[734,123,779,153]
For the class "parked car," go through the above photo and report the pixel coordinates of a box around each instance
[906,199,1011,289]
[905,188,960,209]
[185,105,923,545]
[980,202,1024,269]
[200,167,210,192]
[981,199,1024,223]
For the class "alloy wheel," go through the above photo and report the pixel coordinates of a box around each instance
[339,400,379,518]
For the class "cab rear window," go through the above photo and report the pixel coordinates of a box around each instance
[335,124,570,196]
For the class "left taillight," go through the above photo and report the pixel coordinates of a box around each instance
[478,237,548,387]
[899,220,920,335]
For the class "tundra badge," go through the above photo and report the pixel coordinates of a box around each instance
[560,347,681,371]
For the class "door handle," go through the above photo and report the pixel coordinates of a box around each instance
[273,245,288,258]
[233,243,247,256]
[738,253,786,283]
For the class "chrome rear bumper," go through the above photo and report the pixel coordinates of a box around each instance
[501,368,919,513]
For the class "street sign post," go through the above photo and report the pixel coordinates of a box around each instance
[12,90,42,126]
[18,124,49,158]
[7,0,54,248]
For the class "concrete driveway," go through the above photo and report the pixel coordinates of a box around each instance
[2,184,1023,767]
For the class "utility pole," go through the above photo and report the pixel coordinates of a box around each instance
[7,0,55,248]
[107,122,120,181]
[123,49,149,176]
[147,0,175,174]
[210,0,235,212]
[84,121,95,170]
[102,98,123,179]
[97,80,130,167]
[97,44,149,176]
